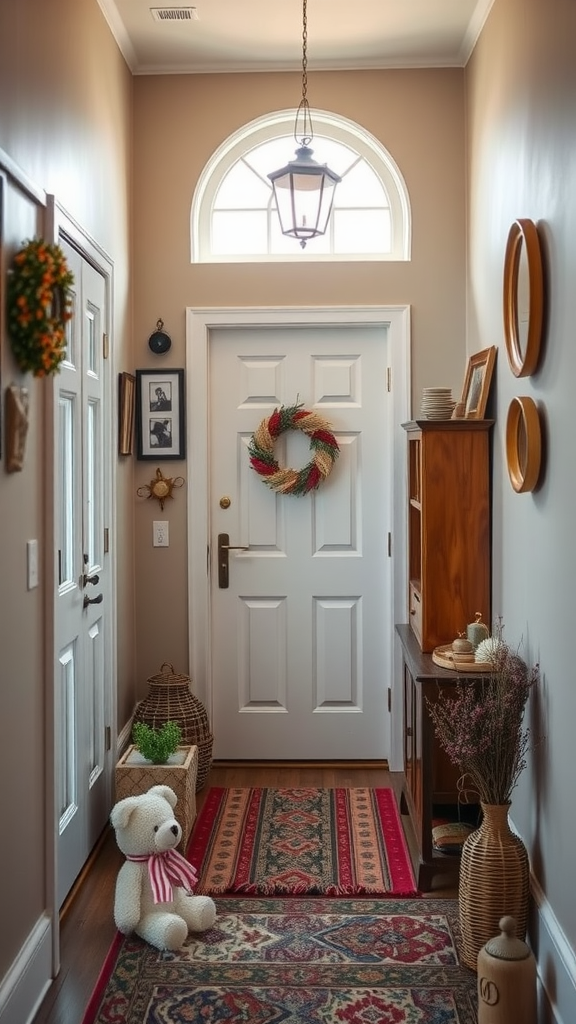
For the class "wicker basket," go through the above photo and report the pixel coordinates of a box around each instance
[132,662,213,791]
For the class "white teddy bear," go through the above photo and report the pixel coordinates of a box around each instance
[110,784,216,951]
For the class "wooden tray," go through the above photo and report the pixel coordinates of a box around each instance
[432,644,493,673]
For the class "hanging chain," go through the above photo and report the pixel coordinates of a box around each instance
[301,0,308,105]
[295,0,313,146]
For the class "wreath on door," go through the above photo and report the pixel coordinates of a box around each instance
[248,403,339,495]
[7,239,74,377]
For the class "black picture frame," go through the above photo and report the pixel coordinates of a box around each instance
[135,368,186,460]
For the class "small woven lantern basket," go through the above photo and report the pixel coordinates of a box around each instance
[133,662,213,791]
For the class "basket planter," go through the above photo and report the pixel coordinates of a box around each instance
[132,662,213,791]
[115,744,198,853]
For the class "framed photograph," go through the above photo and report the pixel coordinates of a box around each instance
[460,346,497,420]
[118,371,136,456]
[135,368,186,460]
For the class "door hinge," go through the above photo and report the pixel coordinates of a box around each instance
[103,333,109,360]
[105,725,112,752]
[387,532,392,557]
[386,367,391,392]
[387,686,392,713]
[104,527,110,554]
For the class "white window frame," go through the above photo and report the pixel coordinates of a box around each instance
[191,109,412,263]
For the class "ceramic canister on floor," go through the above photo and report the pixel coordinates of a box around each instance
[477,916,537,1024]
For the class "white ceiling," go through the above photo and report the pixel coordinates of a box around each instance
[97,0,495,76]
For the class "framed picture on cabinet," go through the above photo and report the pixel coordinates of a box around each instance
[135,368,186,460]
[460,346,497,419]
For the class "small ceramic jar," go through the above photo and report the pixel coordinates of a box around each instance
[467,612,489,649]
[452,636,474,655]
[451,635,475,662]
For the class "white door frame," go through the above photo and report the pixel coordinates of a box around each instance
[45,197,117,973]
[187,305,410,771]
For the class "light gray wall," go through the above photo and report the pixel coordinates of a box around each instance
[466,0,576,1012]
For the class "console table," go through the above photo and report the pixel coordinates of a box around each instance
[396,623,480,891]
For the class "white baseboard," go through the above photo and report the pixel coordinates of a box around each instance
[117,714,134,758]
[531,876,576,1024]
[0,914,53,1024]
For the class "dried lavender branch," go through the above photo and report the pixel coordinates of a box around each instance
[425,642,539,805]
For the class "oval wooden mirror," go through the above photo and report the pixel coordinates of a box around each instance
[503,219,544,377]
[506,396,541,493]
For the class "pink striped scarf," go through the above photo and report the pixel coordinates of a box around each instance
[127,849,198,903]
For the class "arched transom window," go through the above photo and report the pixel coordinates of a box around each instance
[191,110,411,263]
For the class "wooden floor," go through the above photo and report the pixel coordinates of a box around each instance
[32,763,457,1024]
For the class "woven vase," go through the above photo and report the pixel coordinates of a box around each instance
[133,662,213,791]
[458,803,529,971]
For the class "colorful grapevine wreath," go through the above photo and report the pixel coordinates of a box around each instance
[7,239,74,377]
[248,402,340,495]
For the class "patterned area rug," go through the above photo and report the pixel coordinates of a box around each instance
[83,898,477,1024]
[189,787,418,896]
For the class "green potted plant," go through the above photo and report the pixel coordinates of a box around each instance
[115,721,199,851]
[132,720,182,764]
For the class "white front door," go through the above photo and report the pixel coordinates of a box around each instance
[188,308,410,762]
[55,240,113,906]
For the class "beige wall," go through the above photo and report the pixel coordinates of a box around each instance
[0,0,133,987]
[131,67,467,693]
[466,0,576,971]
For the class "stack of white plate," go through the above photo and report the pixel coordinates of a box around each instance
[421,387,455,419]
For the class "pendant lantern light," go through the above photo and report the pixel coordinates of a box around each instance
[268,0,341,248]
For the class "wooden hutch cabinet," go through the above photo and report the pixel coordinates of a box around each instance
[403,419,492,652]
[397,420,492,889]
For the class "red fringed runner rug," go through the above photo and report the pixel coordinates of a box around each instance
[82,897,477,1024]
[188,787,418,896]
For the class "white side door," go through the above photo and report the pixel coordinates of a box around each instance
[55,240,112,906]
[208,322,391,759]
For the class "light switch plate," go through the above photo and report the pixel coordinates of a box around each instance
[27,539,39,589]
[153,520,169,547]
